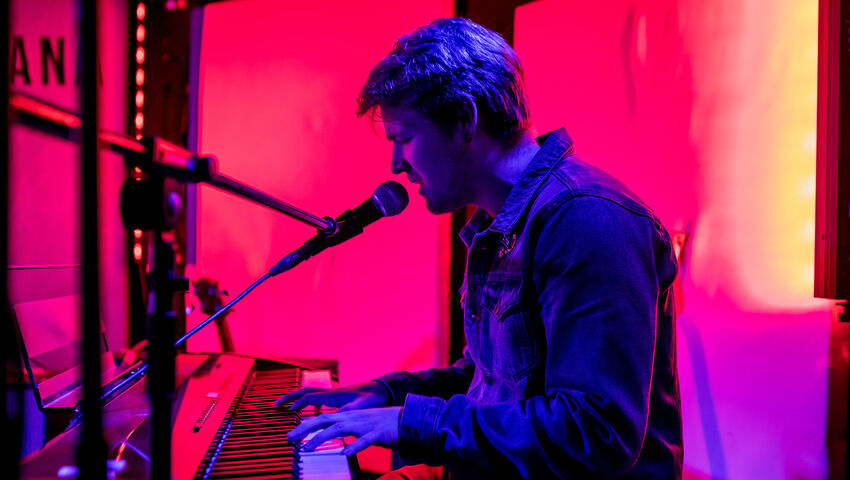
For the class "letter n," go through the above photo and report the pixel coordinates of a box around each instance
[41,37,65,85]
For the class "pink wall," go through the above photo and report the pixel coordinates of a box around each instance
[515,0,845,478]
[192,0,454,386]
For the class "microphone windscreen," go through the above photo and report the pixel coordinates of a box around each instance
[372,181,409,217]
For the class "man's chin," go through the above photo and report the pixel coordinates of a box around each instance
[423,198,447,215]
[424,199,465,216]
[424,201,444,215]
[419,189,466,215]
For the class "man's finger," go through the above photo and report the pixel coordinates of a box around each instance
[288,413,339,442]
[341,432,379,457]
[275,387,324,408]
[302,423,346,452]
[291,391,335,411]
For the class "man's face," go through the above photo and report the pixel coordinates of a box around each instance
[381,106,470,214]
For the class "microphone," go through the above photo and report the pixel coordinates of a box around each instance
[104,183,408,404]
[269,181,409,276]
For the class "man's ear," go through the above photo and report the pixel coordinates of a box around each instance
[457,97,478,142]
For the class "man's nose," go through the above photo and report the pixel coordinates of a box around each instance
[391,146,408,175]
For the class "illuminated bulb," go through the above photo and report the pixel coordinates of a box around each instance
[136,3,146,21]
[135,112,144,129]
[136,25,145,43]
[136,134,143,140]
[136,46,145,64]
[134,244,143,261]
[134,229,143,239]
[135,68,144,86]
[135,90,144,108]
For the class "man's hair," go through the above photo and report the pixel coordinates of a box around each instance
[357,17,531,145]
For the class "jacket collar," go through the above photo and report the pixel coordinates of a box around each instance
[460,128,574,247]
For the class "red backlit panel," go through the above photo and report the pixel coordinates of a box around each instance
[193,0,454,386]
[516,1,833,479]
[516,0,822,310]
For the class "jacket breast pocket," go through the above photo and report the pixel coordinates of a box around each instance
[481,277,536,381]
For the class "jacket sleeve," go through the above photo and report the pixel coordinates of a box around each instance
[397,196,674,478]
[375,348,476,406]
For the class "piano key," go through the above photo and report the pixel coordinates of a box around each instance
[183,364,353,480]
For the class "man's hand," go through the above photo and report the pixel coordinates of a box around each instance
[274,381,391,411]
[287,407,402,456]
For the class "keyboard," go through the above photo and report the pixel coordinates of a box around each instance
[20,353,356,480]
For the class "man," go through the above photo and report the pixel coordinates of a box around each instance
[279,17,682,479]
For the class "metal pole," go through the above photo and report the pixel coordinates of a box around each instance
[78,0,106,478]
[208,172,334,231]
[148,236,179,480]
[2,1,23,478]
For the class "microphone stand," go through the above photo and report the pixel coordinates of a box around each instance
[11,93,336,480]
[133,137,338,233]
[99,272,271,403]
[118,135,339,480]
[147,236,185,480]
[102,200,341,403]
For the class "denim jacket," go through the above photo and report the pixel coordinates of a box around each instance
[377,129,683,479]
